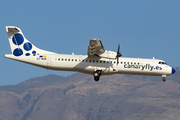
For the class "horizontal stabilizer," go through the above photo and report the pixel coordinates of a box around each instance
[6,26,20,33]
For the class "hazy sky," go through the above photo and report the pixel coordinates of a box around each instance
[0,0,179,85]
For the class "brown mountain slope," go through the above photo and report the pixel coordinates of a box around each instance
[0,68,179,120]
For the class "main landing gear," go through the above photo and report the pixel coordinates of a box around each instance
[93,70,102,81]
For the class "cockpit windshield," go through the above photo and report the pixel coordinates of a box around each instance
[158,61,167,65]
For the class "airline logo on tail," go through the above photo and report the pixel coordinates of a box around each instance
[7,27,37,57]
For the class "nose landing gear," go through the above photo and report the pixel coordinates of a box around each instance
[162,75,166,82]
[93,70,102,81]
[162,77,166,82]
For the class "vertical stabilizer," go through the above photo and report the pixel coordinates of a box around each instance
[6,26,55,57]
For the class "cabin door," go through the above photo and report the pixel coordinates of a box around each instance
[46,57,51,66]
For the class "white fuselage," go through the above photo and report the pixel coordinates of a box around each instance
[4,26,175,82]
[5,53,173,76]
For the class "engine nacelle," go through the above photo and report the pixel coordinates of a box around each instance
[98,50,116,59]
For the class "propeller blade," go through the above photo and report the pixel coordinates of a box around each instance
[116,44,122,58]
[117,56,119,65]
[116,44,122,65]
[117,44,120,53]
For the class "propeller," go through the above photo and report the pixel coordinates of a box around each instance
[116,44,122,65]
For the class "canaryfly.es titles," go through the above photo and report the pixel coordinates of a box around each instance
[124,64,155,71]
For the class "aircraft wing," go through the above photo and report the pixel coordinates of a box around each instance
[88,39,105,57]
[87,39,117,59]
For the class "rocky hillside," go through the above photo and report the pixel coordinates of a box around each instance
[0,67,179,120]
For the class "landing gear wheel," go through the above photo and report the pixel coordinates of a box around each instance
[93,70,102,81]
[163,77,166,82]
[94,76,100,81]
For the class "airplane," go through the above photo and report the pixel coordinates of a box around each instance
[4,26,176,82]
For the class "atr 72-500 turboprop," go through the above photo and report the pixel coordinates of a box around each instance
[4,26,175,82]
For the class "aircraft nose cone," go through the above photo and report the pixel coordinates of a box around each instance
[172,68,176,74]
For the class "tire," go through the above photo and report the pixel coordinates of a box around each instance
[163,78,166,82]
[94,77,99,81]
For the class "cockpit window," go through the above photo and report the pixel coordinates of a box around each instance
[158,61,167,65]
